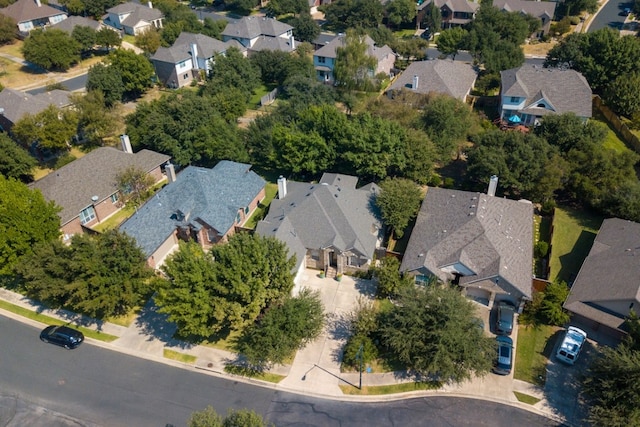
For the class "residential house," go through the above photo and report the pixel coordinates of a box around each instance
[386,59,477,101]
[313,34,395,84]
[493,0,557,37]
[256,174,383,282]
[151,32,243,88]
[400,182,534,308]
[416,0,479,30]
[0,88,73,132]
[221,16,295,55]
[563,218,640,341]
[103,1,163,36]
[120,161,266,268]
[30,145,170,240]
[51,15,102,33]
[0,0,67,33]
[499,65,592,126]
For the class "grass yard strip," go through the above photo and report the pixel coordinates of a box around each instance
[163,349,197,364]
[513,391,541,405]
[339,381,440,395]
[549,205,603,284]
[0,300,118,342]
[592,108,630,153]
[224,365,285,383]
[515,324,558,386]
[105,308,138,327]
[244,182,278,229]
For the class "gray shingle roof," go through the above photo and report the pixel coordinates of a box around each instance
[256,174,381,272]
[501,65,592,118]
[387,59,477,100]
[493,0,556,19]
[107,1,163,26]
[564,218,640,332]
[417,0,480,14]
[221,16,291,40]
[51,15,101,32]
[0,0,66,24]
[250,35,295,52]
[0,88,72,125]
[314,34,394,61]
[120,161,265,257]
[151,32,233,63]
[30,147,170,226]
[401,187,534,299]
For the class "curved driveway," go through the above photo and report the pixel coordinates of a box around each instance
[588,0,633,32]
[0,314,559,427]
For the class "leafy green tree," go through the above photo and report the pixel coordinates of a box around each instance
[125,91,248,167]
[290,13,321,44]
[12,105,79,152]
[0,134,36,182]
[78,0,120,18]
[16,230,153,318]
[135,28,162,54]
[0,176,60,275]
[87,62,124,107]
[188,406,222,427]
[599,180,640,223]
[188,407,268,427]
[437,27,467,60]
[269,123,333,176]
[0,15,16,45]
[22,28,81,71]
[334,30,378,91]
[95,27,122,50]
[538,282,570,326]
[236,288,324,369]
[379,284,495,382]
[421,3,441,33]
[202,18,228,40]
[373,256,413,298]
[73,91,118,145]
[421,95,477,161]
[321,0,383,31]
[386,0,416,28]
[604,72,640,118]
[157,234,296,338]
[71,25,97,53]
[266,0,307,16]
[545,29,640,92]
[250,49,314,86]
[561,0,598,17]
[225,0,260,15]
[115,166,155,207]
[202,47,261,103]
[375,178,422,239]
[107,48,155,99]
[534,113,607,153]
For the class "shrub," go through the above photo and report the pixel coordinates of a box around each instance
[535,241,549,258]
[540,199,556,215]
[569,16,581,25]
[342,334,378,369]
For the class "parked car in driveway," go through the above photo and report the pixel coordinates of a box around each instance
[493,335,513,375]
[556,326,587,365]
[40,325,84,349]
[495,301,516,335]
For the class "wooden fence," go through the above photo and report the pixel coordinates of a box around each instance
[593,95,640,152]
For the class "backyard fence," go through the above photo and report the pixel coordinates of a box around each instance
[593,96,640,153]
[260,88,279,107]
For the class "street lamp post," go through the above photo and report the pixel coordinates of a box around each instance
[357,343,364,390]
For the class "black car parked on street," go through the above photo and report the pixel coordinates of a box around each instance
[40,325,84,349]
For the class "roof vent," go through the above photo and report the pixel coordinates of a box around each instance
[91,195,99,202]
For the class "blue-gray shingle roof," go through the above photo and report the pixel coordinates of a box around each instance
[120,161,265,257]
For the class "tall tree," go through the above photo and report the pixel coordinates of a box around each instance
[0,15,16,45]
[437,27,466,59]
[421,3,441,33]
[321,0,384,31]
[22,28,81,71]
[373,256,414,298]
[0,176,60,275]
[202,47,261,103]
[333,30,378,92]
[71,25,97,54]
[266,0,307,16]
[115,166,155,207]
[290,13,321,44]
[386,0,416,28]
[421,95,477,161]
[87,62,125,107]
[95,26,122,50]
[375,177,422,239]
[0,134,36,182]
[107,48,155,99]
[135,28,162,54]
[378,284,495,383]
[12,105,78,152]
[603,72,640,118]
[73,91,118,145]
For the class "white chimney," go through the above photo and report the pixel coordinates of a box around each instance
[35,0,41,6]
[487,175,498,197]
[412,75,419,90]
[120,134,133,153]
[166,163,176,183]
[190,43,198,69]
[289,34,295,51]
[277,175,287,199]
[148,1,153,8]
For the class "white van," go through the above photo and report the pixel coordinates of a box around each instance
[556,326,587,365]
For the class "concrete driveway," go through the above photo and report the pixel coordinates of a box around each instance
[278,269,376,396]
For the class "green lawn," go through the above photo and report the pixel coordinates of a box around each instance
[224,365,285,383]
[92,205,136,233]
[249,84,277,107]
[164,349,197,364]
[592,108,631,153]
[339,381,440,395]
[244,183,278,229]
[514,324,559,386]
[549,206,603,284]
[0,300,118,342]
[513,391,541,405]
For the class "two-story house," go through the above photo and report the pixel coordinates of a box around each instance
[221,16,295,55]
[313,34,395,84]
[493,0,557,37]
[104,1,163,36]
[0,88,73,132]
[151,32,244,89]
[499,65,592,126]
[416,0,479,30]
[0,0,67,33]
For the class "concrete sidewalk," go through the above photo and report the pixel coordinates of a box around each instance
[0,274,568,425]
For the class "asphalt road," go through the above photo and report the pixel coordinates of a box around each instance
[426,48,546,65]
[588,0,634,32]
[26,73,88,95]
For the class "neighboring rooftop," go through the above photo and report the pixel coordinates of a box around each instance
[493,0,556,18]
[387,59,477,100]
[221,15,291,40]
[314,34,393,61]
[51,15,100,32]
[151,32,234,63]
[106,1,163,26]
[0,0,65,24]
[0,88,73,126]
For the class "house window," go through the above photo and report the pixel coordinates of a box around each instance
[318,56,326,64]
[510,96,519,103]
[236,212,241,223]
[110,193,118,204]
[178,60,187,69]
[537,103,545,108]
[79,206,96,225]
[207,229,217,243]
[183,74,189,79]
[244,206,249,214]
[415,274,430,285]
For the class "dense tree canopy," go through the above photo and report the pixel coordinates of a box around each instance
[321,0,384,31]
[87,62,125,107]
[12,105,79,152]
[0,176,60,275]
[603,72,640,118]
[290,13,321,43]
[0,134,36,182]
[22,28,81,71]
[156,234,296,338]
[436,27,466,59]
[334,31,378,92]
[378,284,495,382]
[16,230,153,318]
[375,178,422,239]
[73,91,118,145]
[0,14,15,45]
[421,95,477,161]
[386,0,416,28]
[188,407,267,427]
[126,91,248,167]
[106,49,155,99]
[202,47,261,104]
[373,256,413,298]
